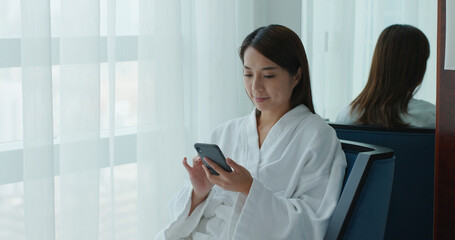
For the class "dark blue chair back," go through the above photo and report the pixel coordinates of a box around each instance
[325,140,395,240]
[330,123,435,240]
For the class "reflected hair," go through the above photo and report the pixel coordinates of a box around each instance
[239,24,315,114]
[350,24,430,128]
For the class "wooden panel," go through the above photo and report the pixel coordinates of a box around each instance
[435,0,455,239]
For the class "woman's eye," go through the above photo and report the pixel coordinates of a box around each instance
[243,74,253,77]
[264,75,275,78]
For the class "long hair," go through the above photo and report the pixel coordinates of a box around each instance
[238,24,315,114]
[350,24,430,128]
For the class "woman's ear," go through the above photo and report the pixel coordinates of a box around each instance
[292,67,302,87]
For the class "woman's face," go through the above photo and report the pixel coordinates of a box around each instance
[243,47,299,115]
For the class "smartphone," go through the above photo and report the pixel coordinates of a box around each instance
[194,143,232,175]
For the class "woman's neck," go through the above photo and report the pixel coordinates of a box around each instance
[256,106,292,148]
[257,107,291,127]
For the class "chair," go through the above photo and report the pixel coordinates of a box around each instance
[324,140,395,240]
[329,123,435,240]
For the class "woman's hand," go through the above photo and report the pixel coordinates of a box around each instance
[183,156,214,214]
[202,157,253,195]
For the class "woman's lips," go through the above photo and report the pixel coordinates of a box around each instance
[254,97,269,103]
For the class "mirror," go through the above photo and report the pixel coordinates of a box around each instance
[262,0,437,122]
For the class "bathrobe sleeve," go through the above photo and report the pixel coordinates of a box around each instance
[155,182,216,240]
[155,125,234,240]
[229,124,346,240]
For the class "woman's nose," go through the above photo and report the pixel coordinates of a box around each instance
[252,76,264,92]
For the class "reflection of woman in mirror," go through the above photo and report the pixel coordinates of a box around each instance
[156,25,346,239]
[336,24,435,128]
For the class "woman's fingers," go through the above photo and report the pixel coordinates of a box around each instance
[193,156,204,166]
[226,158,240,172]
[184,156,204,172]
[201,157,252,195]
[182,157,192,170]
[202,165,213,180]
[202,164,224,188]
[203,158,227,176]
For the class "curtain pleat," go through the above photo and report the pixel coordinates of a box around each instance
[59,0,101,239]
[137,0,186,237]
[107,0,116,239]
[21,0,55,239]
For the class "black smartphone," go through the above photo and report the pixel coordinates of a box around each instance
[194,143,232,175]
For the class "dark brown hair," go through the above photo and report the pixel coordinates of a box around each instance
[350,24,430,128]
[239,24,315,114]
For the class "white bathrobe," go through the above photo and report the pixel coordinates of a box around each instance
[156,105,347,240]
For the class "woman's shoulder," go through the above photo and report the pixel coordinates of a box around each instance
[403,98,436,128]
[335,104,357,124]
[285,109,341,153]
[408,98,436,110]
[295,108,337,138]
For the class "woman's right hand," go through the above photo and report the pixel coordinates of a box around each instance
[183,156,214,213]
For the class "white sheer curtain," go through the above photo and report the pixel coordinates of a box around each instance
[21,1,55,239]
[59,0,101,239]
[1,0,259,239]
[136,0,255,237]
[303,0,437,121]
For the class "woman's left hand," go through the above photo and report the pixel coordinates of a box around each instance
[202,157,253,195]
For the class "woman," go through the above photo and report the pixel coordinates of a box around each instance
[156,25,346,239]
[336,24,435,128]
